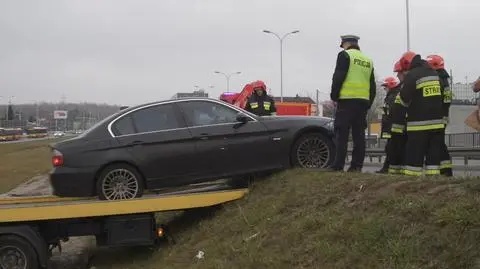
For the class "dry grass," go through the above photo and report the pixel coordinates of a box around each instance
[0,139,65,193]
[90,169,480,269]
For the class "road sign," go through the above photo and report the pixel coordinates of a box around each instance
[53,110,68,119]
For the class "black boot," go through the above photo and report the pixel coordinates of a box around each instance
[440,168,453,177]
[376,167,389,174]
[347,166,362,173]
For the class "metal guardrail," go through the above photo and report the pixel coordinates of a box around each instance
[348,147,480,166]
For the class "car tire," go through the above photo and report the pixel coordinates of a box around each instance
[290,132,335,169]
[0,234,39,269]
[96,163,144,200]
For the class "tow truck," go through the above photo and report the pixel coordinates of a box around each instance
[0,182,248,269]
[219,81,318,116]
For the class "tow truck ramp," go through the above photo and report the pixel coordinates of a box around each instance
[0,183,249,269]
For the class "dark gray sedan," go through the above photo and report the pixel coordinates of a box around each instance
[49,98,335,200]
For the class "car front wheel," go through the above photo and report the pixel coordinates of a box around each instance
[291,133,335,169]
[96,164,144,200]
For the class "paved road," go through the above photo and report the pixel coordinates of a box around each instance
[0,134,77,144]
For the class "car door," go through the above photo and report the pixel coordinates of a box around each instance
[176,100,275,178]
[111,103,198,189]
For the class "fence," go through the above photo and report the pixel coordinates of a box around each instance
[357,132,480,150]
[347,133,480,166]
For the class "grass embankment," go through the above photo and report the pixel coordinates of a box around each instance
[0,139,64,193]
[91,169,480,269]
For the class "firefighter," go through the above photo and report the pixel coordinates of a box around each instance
[397,51,445,176]
[244,80,277,116]
[328,34,376,172]
[426,54,453,177]
[387,60,408,174]
[376,76,401,173]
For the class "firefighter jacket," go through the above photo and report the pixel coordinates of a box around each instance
[389,82,407,135]
[437,68,452,122]
[399,55,445,132]
[380,85,401,138]
[244,90,277,116]
[330,45,376,109]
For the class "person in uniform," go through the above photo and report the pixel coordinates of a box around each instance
[397,51,445,176]
[426,54,453,177]
[244,80,277,116]
[376,76,401,173]
[387,60,408,174]
[328,34,376,172]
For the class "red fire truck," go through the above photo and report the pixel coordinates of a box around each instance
[219,82,318,116]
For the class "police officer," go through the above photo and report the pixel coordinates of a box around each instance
[388,60,408,174]
[376,76,401,173]
[328,35,376,172]
[244,80,277,116]
[397,51,445,176]
[426,54,453,177]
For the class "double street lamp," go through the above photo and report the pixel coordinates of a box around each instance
[214,71,242,92]
[263,29,300,102]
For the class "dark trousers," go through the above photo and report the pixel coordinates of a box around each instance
[403,130,444,176]
[380,138,391,171]
[439,127,453,176]
[331,102,368,170]
[387,133,407,174]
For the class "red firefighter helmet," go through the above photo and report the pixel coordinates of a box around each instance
[398,51,417,71]
[426,54,445,70]
[251,80,267,91]
[381,76,399,90]
[393,60,402,72]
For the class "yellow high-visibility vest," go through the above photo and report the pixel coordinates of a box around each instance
[338,49,373,101]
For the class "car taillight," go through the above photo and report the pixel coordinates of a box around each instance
[52,149,64,167]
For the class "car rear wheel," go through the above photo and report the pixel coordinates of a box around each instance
[96,164,144,200]
[0,235,39,269]
[291,133,334,169]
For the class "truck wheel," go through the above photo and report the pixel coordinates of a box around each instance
[0,235,39,269]
[97,164,144,200]
[291,133,335,169]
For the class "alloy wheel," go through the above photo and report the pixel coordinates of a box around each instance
[296,136,330,168]
[101,168,140,200]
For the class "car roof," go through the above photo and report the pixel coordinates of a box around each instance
[120,97,221,113]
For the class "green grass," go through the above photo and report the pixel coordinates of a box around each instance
[90,169,480,269]
[0,138,65,193]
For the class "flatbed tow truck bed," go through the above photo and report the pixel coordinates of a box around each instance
[0,183,248,269]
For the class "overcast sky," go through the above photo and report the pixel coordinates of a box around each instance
[0,0,478,106]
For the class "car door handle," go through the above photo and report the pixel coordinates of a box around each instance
[197,133,209,140]
[129,140,143,146]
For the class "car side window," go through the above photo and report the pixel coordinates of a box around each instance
[112,116,135,136]
[131,104,180,133]
[178,101,240,127]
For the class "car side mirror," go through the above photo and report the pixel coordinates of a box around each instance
[236,113,249,123]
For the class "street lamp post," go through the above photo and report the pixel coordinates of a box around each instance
[406,0,411,51]
[214,71,241,92]
[263,29,300,103]
[5,96,15,128]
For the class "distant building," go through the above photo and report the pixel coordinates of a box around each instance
[171,90,209,99]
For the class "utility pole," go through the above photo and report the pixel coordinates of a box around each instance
[263,29,300,102]
[214,71,241,92]
[406,0,411,51]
